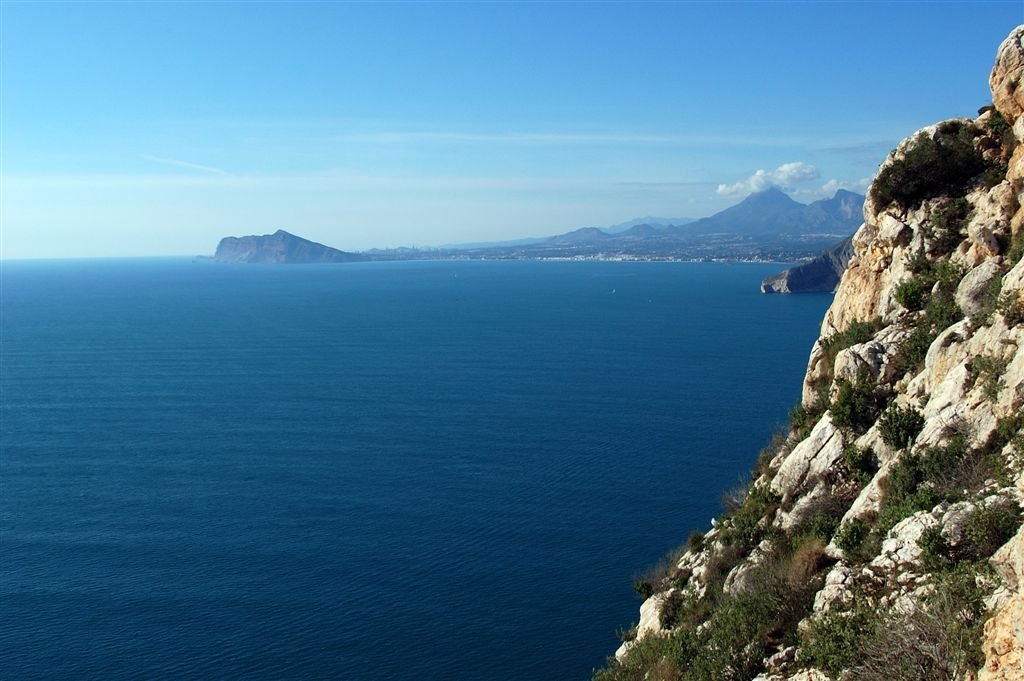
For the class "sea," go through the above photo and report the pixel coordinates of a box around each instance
[0,258,832,681]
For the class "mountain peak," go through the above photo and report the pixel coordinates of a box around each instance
[742,186,801,205]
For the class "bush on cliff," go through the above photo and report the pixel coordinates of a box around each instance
[829,378,884,434]
[869,124,988,211]
[878,405,925,450]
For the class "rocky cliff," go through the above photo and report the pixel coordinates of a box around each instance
[598,26,1024,681]
[761,236,855,294]
[214,229,364,264]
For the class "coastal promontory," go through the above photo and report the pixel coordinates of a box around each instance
[599,25,1024,681]
[214,229,364,264]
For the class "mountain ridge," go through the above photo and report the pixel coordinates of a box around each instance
[212,188,863,264]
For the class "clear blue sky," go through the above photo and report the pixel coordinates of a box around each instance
[2,1,1021,258]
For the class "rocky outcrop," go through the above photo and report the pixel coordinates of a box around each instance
[761,235,855,294]
[600,26,1024,681]
[214,229,364,264]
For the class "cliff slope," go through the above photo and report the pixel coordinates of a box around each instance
[761,236,855,294]
[599,26,1024,681]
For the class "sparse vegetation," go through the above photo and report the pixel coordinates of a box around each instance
[973,274,1004,326]
[890,258,965,375]
[844,444,878,484]
[820,318,883,360]
[878,404,925,450]
[998,291,1024,325]
[870,124,989,211]
[834,517,871,555]
[968,354,1008,401]
[964,500,1022,559]
[844,567,988,680]
[802,603,879,676]
[925,198,972,255]
[597,105,1021,681]
[829,377,884,434]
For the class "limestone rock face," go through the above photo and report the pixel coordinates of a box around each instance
[608,26,1024,681]
[979,526,1024,681]
[991,25,1024,122]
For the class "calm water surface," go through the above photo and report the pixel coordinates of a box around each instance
[0,259,831,680]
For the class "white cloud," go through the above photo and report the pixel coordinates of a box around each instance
[792,177,873,200]
[716,161,820,196]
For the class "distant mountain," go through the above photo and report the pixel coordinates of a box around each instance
[214,229,364,264]
[214,189,865,265]
[760,235,855,293]
[671,187,861,237]
[545,226,614,245]
[603,216,696,233]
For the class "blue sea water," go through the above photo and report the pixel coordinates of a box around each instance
[0,258,831,680]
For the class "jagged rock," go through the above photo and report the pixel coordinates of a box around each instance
[785,669,833,681]
[813,564,854,614]
[723,540,773,595]
[1002,256,1024,301]
[766,645,797,672]
[833,324,907,387]
[770,416,843,503]
[979,527,1024,680]
[958,259,1006,316]
[991,25,1024,121]
[965,183,1018,262]
[870,511,938,573]
[614,592,668,661]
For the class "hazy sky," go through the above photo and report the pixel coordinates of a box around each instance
[2,1,1021,258]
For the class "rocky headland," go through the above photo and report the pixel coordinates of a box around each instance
[214,229,364,264]
[599,25,1024,681]
[761,236,855,294]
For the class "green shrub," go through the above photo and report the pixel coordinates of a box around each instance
[870,125,988,211]
[687,530,705,553]
[964,500,1022,559]
[802,605,879,676]
[789,402,821,442]
[984,109,1015,149]
[918,525,953,571]
[1007,230,1024,265]
[723,485,781,553]
[844,444,878,483]
[926,198,972,255]
[659,590,686,629]
[895,276,931,311]
[968,354,1008,401]
[617,624,638,643]
[891,325,935,375]
[835,517,871,554]
[878,405,925,450]
[633,579,655,599]
[845,566,988,680]
[804,512,840,544]
[924,288,963,330]
[829,378,884,434]
[820,318,883,358]
[998,291,1024,325]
